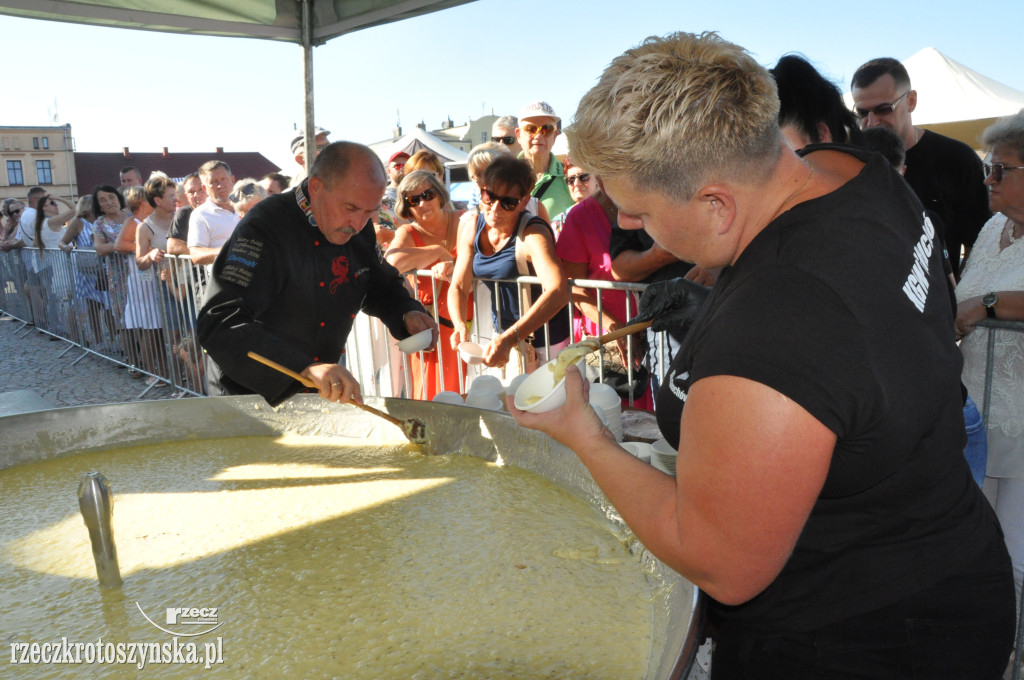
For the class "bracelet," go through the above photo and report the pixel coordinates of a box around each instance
[511,326,520,345]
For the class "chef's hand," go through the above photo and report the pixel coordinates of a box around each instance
[403,310,439,349]
[630,277,711,335]
[302,363,362,404]
[507,365,612,451]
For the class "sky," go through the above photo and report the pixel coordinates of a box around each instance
[3,0,1022,175]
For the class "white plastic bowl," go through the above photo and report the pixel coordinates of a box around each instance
[458,342,485,365]
[432,391,464,405]
[396,329,433,354]
[513,356,587,413]
[588,382,620,410]
[620,441,653,463]
[467,375,504,396]
[465,391,504,411]
[506,373,530,398]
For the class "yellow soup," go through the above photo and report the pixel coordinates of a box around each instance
[1,435,653,679]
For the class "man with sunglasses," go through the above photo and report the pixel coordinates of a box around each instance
[515,101,574,219]
[490,115,522,156]
[852,57,989,277]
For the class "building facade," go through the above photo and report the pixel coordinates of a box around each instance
[0,124,77,202]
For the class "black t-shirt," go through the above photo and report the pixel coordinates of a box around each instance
[608,225,693,283]
[168,206,193,243]
[656,146,1003,632]
[904,129,990,276]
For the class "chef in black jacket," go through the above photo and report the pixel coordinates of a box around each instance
[199,141,436,406]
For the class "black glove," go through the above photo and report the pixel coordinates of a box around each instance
[630,277,711,335]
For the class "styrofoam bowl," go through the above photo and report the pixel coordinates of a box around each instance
[506,373,529,398]
[467,375,504,396]
[465,391,503,411]
[513,356,587,413]
[397,329,433,354]
[458,342,485,365]
[432,391,464,405]
[588,382,620,410]
[621,441,653,463]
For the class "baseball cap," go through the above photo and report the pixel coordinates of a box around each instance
[517,101,560,123]
[290,126,331,154]
[388,150,411,164]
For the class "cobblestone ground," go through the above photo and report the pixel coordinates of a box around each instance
[0,314,191,408]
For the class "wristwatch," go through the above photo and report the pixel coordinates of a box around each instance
[982,292,998,318]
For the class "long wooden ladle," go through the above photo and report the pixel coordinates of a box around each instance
[569,319,654,352]
[247,351,428,446]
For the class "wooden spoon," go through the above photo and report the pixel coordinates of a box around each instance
[247,352,428,446]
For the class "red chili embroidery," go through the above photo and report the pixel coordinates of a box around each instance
[329,255,350,294]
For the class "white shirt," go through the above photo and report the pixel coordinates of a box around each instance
[186,200,239,249]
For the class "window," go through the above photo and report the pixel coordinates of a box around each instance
[7,160,24,185]
[32,137,39,149]
[36,160,52,185]
[42,137,49,149]
[481,131,488,143]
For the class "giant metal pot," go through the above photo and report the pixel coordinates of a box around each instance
[0,395,702,678]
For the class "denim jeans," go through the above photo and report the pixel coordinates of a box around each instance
[963,395,988,488]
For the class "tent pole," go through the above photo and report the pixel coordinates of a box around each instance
[301,0,315,168]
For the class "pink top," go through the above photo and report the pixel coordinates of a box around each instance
[555,196,628,338]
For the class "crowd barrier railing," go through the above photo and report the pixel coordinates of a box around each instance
[1,248,667,404]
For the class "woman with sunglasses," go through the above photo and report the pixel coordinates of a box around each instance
[1,200,23,242]
[385,170,466,399]
[228,178,268,218]
[549,156,598,239]
[955,110,1024,609]
[448,155,570,371]
[92,185,143,373]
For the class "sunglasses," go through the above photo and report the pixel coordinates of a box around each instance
[566,173,591,186]
[853,91,909,120]
[405,188,437,207]
[228,183,259,202]
[45,199,57,207]
[983,162,1024,183]
[9,208,22,216]
[491,135,515,145]
[390,162,405,170]
[521,123,555,136]
[480,188,522,211]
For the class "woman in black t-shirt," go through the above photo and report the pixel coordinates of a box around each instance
[510,32,1015,679]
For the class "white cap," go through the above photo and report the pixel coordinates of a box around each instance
[517,100,560,123]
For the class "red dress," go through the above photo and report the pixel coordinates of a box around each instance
[401,225,471,400]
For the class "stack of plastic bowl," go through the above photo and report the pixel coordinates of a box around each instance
[588,382,622,442]
[620,441,653,463]
[432,391,464,406]
[465,375,505,411]
[505,374,530,402]
[650,438,678,475]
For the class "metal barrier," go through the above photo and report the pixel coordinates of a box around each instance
[0,248,206,399]
[347,269,660,403]
[975,318,1024,680]
[1,249,663,404]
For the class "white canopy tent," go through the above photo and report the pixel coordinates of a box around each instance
[0,0,478,157]
[373,126,469,166]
